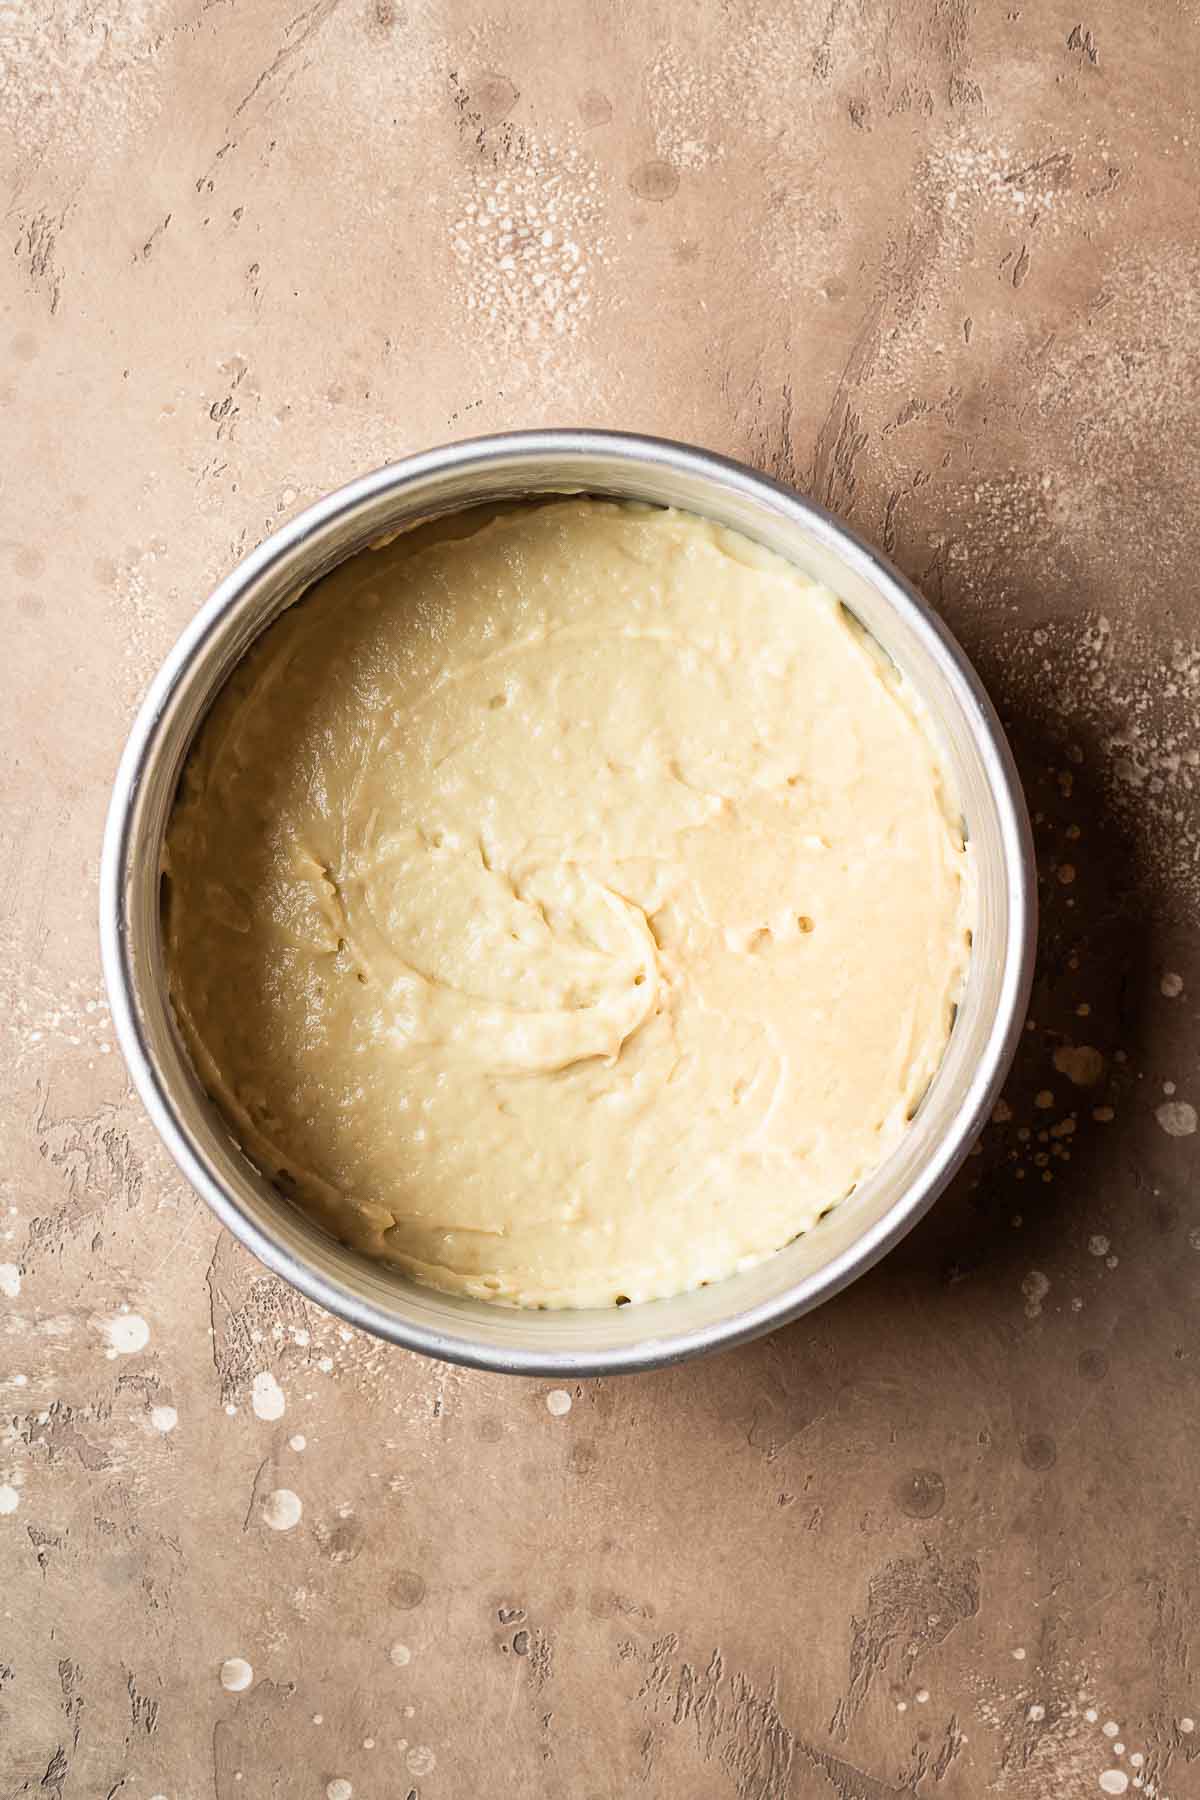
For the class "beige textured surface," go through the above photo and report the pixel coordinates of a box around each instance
[3,3,1200,1796]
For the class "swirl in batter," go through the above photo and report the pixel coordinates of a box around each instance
[164,500,972,1308]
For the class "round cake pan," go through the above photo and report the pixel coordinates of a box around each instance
[100,431,1036,1376]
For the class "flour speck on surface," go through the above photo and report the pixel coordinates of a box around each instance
[407,1746,437,1777]
[389,1641,412,1666]
[220,1657,253,1692]
[251,1370,286,1421]
[0,1263,20,1298]
[1156,1100,1197,1138]
[150,1405,178,1434]
[1099,1772,1129,1795]
[97,1312,150,1356]
[326,1781,352,1800]
[0,1484,20,1516]
[546,1388,573,1416]
[1161,971,1184,998]
[260,1487,303,1531]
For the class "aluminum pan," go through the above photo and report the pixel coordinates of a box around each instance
[100,430,1036,1375]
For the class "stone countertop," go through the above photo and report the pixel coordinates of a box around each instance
[4,4,1199,1796]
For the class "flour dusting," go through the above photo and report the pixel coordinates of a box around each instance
[1156,1101,1197,1139]
[996,614,1200,919]
[261,1487,303,1531]
[448,131,609,400]
[97,1311,150,1356]
[251,1371,286,1421]
[1,0,171,195]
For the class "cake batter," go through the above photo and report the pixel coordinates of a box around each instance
[164,500,972,1308]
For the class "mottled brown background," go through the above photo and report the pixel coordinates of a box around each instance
[4,2,1200,1797]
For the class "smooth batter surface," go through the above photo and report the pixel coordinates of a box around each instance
[165,500,972,1308]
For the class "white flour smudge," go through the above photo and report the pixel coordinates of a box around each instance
[251,1371,286,1421]
[0,1264,20,1299]
[98,1312,150,1356]
[261,1488,303,1531]
[0,1484,20,1515]
[220,1657,254,1692]
[924,135,1072,230]
[150,1405,178,1434]
[1156,1100,1197,1138]
[546,1388,572,1416]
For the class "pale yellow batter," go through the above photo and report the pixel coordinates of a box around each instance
[165,500,972,1308]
